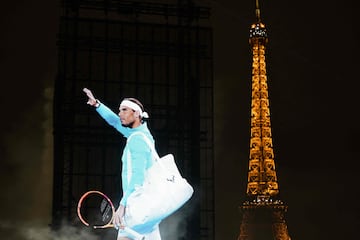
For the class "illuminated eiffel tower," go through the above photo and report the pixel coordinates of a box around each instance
[237,1,291,239]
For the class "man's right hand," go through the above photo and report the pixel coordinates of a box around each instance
[113,204,126,230]
[83,88,98,107]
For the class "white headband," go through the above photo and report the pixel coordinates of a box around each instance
[120,99,149,118]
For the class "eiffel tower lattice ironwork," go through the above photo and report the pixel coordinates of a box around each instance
[238,1,291,239]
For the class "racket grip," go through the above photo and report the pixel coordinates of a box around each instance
[124,226,145,240]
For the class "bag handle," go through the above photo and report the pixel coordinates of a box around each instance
[127,132,160,161]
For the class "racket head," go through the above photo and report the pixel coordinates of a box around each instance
[77,190,115,229]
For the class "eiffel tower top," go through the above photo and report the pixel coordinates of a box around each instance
[255,0,262,22]
[246,0,279,199]
[250,0,267,40]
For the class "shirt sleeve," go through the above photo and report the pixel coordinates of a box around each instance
[96,103,129,136]
[120,134,150,206]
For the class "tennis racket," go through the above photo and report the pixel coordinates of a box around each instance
[77,190,145,240]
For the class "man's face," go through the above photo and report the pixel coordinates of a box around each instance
[118,105,137,127]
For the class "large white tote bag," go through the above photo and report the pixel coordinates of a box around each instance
[124,132,194,229]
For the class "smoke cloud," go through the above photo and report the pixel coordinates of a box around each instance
[0,221,98,240]
[0,87,54,238]
[160,189,198,240]
[160,211,189,239]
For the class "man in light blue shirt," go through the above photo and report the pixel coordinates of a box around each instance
[83,88,161,240]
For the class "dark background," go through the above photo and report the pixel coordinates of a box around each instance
[1,0,359,239]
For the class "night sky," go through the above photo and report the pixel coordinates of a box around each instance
[1,0,359,239]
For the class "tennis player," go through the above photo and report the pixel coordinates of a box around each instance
[83,88,161,240]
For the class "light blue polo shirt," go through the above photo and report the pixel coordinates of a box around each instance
[96,103,154,206]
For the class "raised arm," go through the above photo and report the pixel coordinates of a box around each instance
[82,87,130,136]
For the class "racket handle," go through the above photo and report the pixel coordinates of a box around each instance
[124,226,145,240]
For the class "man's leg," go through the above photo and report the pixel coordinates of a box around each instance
[143,225,161,240]
[117,229,132,240]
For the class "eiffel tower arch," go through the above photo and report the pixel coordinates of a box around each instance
[238,196,290,240]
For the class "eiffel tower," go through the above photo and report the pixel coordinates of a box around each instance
[237,1,291,239]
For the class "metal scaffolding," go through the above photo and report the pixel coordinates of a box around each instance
[52,0,214,239]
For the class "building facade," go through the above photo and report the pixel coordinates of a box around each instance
[52,1,214,239]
